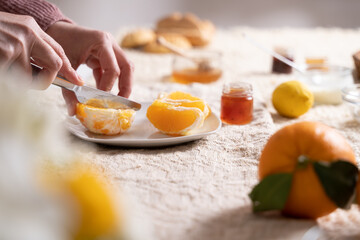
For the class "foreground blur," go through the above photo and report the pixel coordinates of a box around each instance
[0,72,148,240]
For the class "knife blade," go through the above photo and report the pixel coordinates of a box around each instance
[31,62,141,111]
[53,76,141,111]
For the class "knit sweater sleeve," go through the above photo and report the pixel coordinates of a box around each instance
[0,0,73,31]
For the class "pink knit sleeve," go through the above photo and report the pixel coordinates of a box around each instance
[0,0,73,31]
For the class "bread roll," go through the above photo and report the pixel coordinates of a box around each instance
[121,29,156,48]
[353,51,360,81]
[143,33,191,54]
[156,13,215,47]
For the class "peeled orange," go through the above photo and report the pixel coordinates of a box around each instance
[146,91,210,135]
[164,91,211,118]
[76,98,135,135]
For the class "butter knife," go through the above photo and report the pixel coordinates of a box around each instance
[31,63,141,110]
[53,76,141,111]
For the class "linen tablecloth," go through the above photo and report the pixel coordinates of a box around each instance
[39,27,360,240]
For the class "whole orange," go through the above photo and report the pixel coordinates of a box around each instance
[259,121,356,219]
[357,173,360,206]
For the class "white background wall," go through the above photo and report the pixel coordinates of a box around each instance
[50,0,360,32]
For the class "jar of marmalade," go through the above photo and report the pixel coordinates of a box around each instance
[221,82,253,125]
[171,50,222,84]
[271,47,294,74]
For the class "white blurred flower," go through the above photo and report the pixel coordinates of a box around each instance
[0,73,71,240]
[0,72,152,240]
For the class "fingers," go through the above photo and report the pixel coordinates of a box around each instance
[94,42,120,92]
[0,13,81,89]
[93,68,103,89]
[30,38,64,89]
[0,29,32,81]
[62,88,78,116]
[85,56,102,88]
[10,52,33,86]
[86,35,133,97]
[40,31,83,86]
[113,43,133,98]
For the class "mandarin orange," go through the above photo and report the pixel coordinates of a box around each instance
[357,172,360,206]
[76,99,135,135]
[164,91,210,117]
[259,121,356,219]
[146,91,210,135]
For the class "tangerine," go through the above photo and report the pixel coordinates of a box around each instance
[357,172,360,206]
[146,91,210,135]
[259,121,356,219]
[76,98,135,135]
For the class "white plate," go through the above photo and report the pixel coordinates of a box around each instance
[65,102,222,147]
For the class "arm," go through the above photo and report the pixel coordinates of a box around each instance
[0,0,72,31]
[0,0,133,115]
[0,0,81,88]
[0,11,82,89]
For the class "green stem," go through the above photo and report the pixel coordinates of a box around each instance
[296,155,312,170]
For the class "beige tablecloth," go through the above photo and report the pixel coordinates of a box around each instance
[41,27,360,240]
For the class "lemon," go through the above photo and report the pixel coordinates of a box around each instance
[272,80,314,118]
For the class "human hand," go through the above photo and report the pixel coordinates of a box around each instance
[46,21,133,115]
[0,12,82,89]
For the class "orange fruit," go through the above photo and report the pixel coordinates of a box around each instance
[357,172,360,206]
[76,98,135,135]
[259,121,356,219]
[64,164,119,239]
[164,91,210,118]
[146,91,210,135]
[40,162,121,239]
[66,166,118,239]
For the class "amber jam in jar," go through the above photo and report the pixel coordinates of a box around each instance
[172,67,222,84]
[221,82,253,125]
[171,50,222,84]
[271,47,294,74]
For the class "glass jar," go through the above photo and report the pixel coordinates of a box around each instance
[220,82,253,125]
[297,65,353,105]
[171,50,222,84]
[271,47,294,74]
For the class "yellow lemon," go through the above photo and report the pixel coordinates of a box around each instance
[272,80,314,118]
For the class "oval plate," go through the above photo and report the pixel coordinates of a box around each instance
[65,102,221,147]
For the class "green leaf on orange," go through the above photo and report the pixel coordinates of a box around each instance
[313,160,358,209]
[249,173,293,212]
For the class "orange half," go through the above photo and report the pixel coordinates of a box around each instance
[76,99,135,135]
[146,91,210,135]
[160,91,211,118]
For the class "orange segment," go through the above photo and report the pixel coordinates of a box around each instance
[76,99,135,135]
[146,100,203,135]
[161,91,211,118]
[146,91,210,135]
[166,91,200,101]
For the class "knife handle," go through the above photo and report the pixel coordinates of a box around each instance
[31,62,76,91]
[53,75,76,91]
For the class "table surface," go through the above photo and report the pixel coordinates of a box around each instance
[42,27,360,240]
